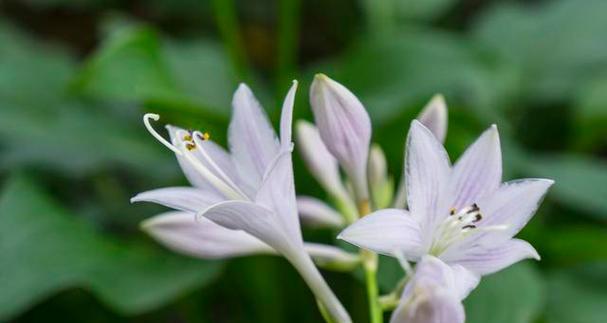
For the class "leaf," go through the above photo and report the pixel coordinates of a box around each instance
[395,0,458,21]
[0,175,223,320]
[522,155,607,220]
[465,263,545,323]
[546,263,607,323]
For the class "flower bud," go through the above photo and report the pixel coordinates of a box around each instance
[417,94,448,143]
[368,144,393,209]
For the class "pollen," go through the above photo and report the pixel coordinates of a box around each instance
[449,208,457,216]
[183,133,193,141]
[186,142,196,151]
[198,132,211,141]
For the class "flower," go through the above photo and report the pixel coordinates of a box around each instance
[390,256,478,323]
[309,74,372,201]
[339,120,554,276]
[394,94,449,209]
[132,82,352,323]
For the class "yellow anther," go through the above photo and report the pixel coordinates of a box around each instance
[198,132,211,141]
[449,207,457,216]
[183,133,193,141]
[186,142,196,151]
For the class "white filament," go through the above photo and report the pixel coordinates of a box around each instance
[143,114,183,155]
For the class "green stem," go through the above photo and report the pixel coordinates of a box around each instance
[358,200,383,323]
[211,0,249,82]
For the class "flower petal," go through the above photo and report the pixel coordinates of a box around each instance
[442,239,540,276]
[309,74,371,199]
[141,211,272,259]
[228,83,280,190]
[478,178,554,237]
[390,290,464,323]
[297,196,344,228]
[449,125,501,210]
[280,81,298,148]
[303,243,360,270]
[338,209,423,259]
[131,187,224,213]
[417,94,448,143]
[405,121,451,238]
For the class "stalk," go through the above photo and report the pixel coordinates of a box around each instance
[358,200,383,323]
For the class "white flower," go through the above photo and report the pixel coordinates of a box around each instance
[309,74,372,200]
[390,256,478,323]
[339,121,553,276]
[132,82,352,323]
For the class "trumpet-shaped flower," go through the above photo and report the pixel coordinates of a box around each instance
[390,256,478,323]
[310,74,371,200]
[132,82,351,323]
[339,120,553,276]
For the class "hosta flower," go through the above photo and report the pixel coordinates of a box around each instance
[310,74,371,201]
[339,120,554,276]
[390,256,478,323]
[132,82,352,323]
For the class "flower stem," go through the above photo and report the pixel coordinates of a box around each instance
[358,200,383,323]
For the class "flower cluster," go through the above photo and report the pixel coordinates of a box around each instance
[133,74,553,323]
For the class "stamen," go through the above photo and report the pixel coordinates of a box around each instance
[186,142,196,151]
[198,132,210,141]
[143,113,183,155]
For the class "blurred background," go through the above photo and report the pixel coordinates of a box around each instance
[1,0,606,322]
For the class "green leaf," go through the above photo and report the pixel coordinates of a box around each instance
[395,0,458,21]
[465,263,545,323]
[522,155,607,219]
[546,263,607,323]
[0,175,223,320]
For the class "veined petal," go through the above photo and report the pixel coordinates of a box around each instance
[405,121,451,239]
[256,151,303,243]
[449,125,501,210]
[441,239,539,276]
[296,120,348,198]
[280,81,298,148]
[417,94,448,143]
[131,187,224,213]
[338,209,423,259]
[297,196,344,228]
[228,83,280,191]
[141,211,272,259]
[309,74,371,200]
[478,178,554,237]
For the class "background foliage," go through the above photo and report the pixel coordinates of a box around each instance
[1,0,606,322]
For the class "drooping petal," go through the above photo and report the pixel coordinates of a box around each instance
[280,81,298,148]
[391,256,467,323]
[256,151,303,243]
[338,209,423,259]
[228,83,280,190]
[441,239,540,276]
[477,178,554,237]
[309,73,371,200]
[449,125,502,210]
[131,187,224,213]
[405,121,451,238]
[201,200,351,323]
[297,196,344,228]
[296,120,351,200]
[141,211,272,259]
[417,94,448,143]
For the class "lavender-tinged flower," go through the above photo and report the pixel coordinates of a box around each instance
[394,94,448,209]
[132,82,352,323]
[339,120,553,276]
[310,74,372,201]
[297,196,345,229]
[142,211,358,269]
[390,256,478,323]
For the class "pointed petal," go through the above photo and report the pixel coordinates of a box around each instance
[297,196,344,228]
[303,243,360,269]
[228,83,280,190]
[310,74,371,199]
[478,178,554,237]
[338,209,423,259]
[280,81,298,148]
[141,211,272,259]
[296,120,349,198]
[449,125,502,210]
[417,94,448,143]
[442,239,540,276]
[405,121,451,237]
[131,187,224,213]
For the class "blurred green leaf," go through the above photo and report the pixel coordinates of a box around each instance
[395,0,457,21]
[465,263,545,323]
[473,0,607,102]
[546,263,607,323]
[522,155,607,219]
[0,175,223,321]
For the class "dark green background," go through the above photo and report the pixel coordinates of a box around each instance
[1,0,606,322]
